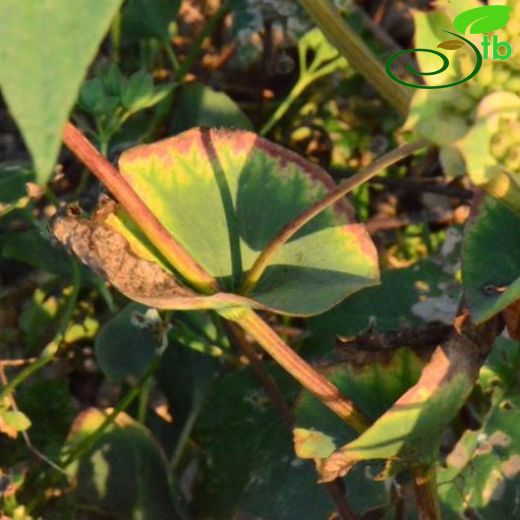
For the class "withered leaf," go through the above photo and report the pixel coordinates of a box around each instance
[437,40,466,50]
[50,198,253,311]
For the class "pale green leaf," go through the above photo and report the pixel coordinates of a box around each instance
[0,0,123,183]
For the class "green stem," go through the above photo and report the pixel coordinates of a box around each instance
[260,64,338,136]
[137,376,154,424]
[412,463,441,520]
[61,355,162,467]
[297,0,411,115]
[240,139,430,295]
[110,11,122,64]
[0,262,81,402]
[170,393,206,472]
[164,40,180,70]
[226,308,370,432]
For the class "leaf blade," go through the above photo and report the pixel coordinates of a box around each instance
[0,0,123,183]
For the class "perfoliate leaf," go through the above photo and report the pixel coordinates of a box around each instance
[115,128,379,316]
[453,5,512,35]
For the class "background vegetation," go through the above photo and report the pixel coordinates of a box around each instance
[1,0,519,518]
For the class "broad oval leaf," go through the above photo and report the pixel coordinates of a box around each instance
[453,5,512,35]
[65,409,177,519]
[437,39,466,50]
[0,0,123,184]
[95,304,160,382]
[311,340,478,483]
[113,128,379,316]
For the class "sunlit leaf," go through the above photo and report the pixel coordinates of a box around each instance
[65,409,177,519]
[113,128,379,316]
[0,0,123,183]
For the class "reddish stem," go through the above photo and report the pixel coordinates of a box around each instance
[62,122,218,294]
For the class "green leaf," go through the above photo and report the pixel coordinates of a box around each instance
[308,256,462,352]
[439,338,520,517]
[193,366,388,518]
[294,348,425,512]
[462,196,520,323]
[2,229,76,276]
[294,348,426,459]
[0,409,31,432]
[298,27,345,72]
[65,409,177,519]
[113,128,378,316]
[315,341,477,482]
[305,248,462,356]
[20,289,59,350]
[95,304,160,382]
[171,82,253,134]
[121,70,155,110]
[0,0,123,183]
[453,5,512,35]
[0,164,33,204]
[404,88,468,146]
[79,78,120,116]
[122,0,180,41]
[101,64,125,98]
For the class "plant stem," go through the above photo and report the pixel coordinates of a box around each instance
[260,74,312,136]
[260,61,340,136]
[411,464,441,520]
[240,139,430,295]
[137,376,154,424]
[63,122,370,436]
[223,321,293,425]
[0,261,81,402]
[61,355,162,467]
[164,40,180,71]
[62,122,219,294]
[170,393,206,472]
[229,309,370,432]
[297,0,411,115]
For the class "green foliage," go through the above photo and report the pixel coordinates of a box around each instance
[439,338,520,517]
[463,196,520,323]
[0,0,123,183]
[65,409,177,519]
[0,165,33,205]
[112,128,378,315]
[308,256,461,350]
[2,0,520,518]
[192,367,341,519]
[79,65,172,150]
[171,82,253,134]
[122,0,180,41]
[95,304,161,382]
